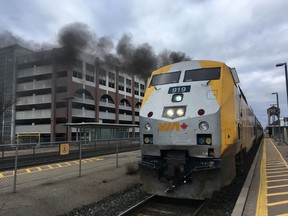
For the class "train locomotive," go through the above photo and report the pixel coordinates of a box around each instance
[139,60,263,200]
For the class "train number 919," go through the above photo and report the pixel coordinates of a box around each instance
[168,85,191,94]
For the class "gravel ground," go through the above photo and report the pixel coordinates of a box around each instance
[61,184,149,216]
[62,141,261,216]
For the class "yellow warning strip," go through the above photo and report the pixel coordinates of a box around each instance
[266,163,283,166]
[256,139,268,216]
[267,178,288,183]
[267,174,288,179]
[72,161,79,164]
[268,191,288,196]
[270,141,288,169]
[267,161,284,165]
[268,184,288,189]
[267,200,288,207]
[276,213,288,216]
[266,170,288,174]
[0,156,105,179]
[266,167,287,171]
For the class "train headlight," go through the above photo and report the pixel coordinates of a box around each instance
[166,109,174,118]
[199,121,209,131]
[163,106,186,119]
[176,108,185,117]
[145,123,151,131]
[172,94,183,102]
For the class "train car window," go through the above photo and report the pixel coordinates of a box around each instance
[150,71,181,86]
[184,67,220,82]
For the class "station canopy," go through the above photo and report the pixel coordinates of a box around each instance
[65,123,138,140]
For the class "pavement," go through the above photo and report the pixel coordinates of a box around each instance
[0,151,141,216]
[232,137,288,216]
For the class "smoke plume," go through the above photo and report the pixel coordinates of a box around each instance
[56,23,191,77]
[0,30,54,50]
[116,34,157,77]
[57,22,94,61]
[1,22,192,78]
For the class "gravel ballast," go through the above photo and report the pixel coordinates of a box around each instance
[62,184,148,216]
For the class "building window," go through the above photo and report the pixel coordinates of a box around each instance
[74,91,82,98]
[74,59,83,68]
[140,84,145,96]
[85,92,93,100]
[73,71,83,79]
[108,72,115,88]
[126,78,131,93]
[86,74,94,82]
[99,68,106,86]
[86,63,94,72]
[134,81,139,95]
[118,75,124,91]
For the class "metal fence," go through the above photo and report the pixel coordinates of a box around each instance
[0,138,140,193]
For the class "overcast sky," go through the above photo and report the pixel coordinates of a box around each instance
[1,0,288,127]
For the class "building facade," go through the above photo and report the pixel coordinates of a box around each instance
[0,45,146,143]
[0,45,34,143]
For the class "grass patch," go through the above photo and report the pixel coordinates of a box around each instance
[126,162,139,175]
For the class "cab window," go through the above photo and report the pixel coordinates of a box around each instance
[184,67,220,82]
[150,71,181,86]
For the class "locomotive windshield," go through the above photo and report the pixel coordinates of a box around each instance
[150,71,181,86]
[184,67,220,82]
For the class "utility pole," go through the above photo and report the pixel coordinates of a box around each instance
[63,97,74,141]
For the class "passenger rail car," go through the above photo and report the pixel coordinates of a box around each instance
[139,60,263,200]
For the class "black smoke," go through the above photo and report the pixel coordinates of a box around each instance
[0,31,18,47]
[158,49,191,66]
[57,22,94,61]
[1,22,192,78]
[116,34,157,77]
[57,23,116,63]
[0,30,54,50]
[56,23,191,77]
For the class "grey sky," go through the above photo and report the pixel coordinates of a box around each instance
[1,0,288,126]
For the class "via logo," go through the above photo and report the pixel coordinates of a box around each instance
[158,122,188,132]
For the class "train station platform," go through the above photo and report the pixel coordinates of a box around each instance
[0,150,141,216]
[233,137,288,216]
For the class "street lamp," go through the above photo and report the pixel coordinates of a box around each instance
[276,62,288,107]
[272,92,281,141]
[63,97,74,141]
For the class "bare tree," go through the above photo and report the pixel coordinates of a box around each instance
[0,96,16,144]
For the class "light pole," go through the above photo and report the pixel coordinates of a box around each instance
[276,62,288,107]
[272,92,281,141]
[63,97,74,141]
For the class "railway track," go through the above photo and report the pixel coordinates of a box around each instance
[118,195,208,216]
